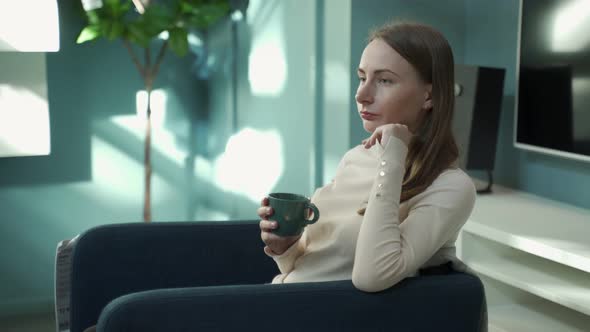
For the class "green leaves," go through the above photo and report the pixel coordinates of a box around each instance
[103,0,131,19]
[169,27,189,56]
[143,4,175,33]
[75,0,230,56]
[103,20,125,40]
[76,0,132,44]
[77,25,101,43]
[126,21,151,47]
[125,4,173,47]
[180,0,230,29]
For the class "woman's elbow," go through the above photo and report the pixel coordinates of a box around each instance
[352,271,403,293]
[352,276,383,293]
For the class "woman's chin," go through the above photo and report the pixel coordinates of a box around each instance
[363,121,378,133]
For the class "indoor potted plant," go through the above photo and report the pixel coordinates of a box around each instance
[76,0,230,221]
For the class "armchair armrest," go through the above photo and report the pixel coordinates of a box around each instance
[70,221,277,332]
[96,274,485,332]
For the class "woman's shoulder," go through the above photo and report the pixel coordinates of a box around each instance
[434,167,476,192]
[415,167,476,205]
[404,167,476,219]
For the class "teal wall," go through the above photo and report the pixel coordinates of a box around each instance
[0,2,207,316]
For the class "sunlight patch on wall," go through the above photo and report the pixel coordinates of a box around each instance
[248,41,287,96]
[214,128,284,202]
[136,89,167,127]
[0,0,59,51]
[325,61,350,103]
[108,89,186,166]
[552,0,590,52]
[247,0,287,97]
[90,135,144,204]
[86,134,190,221]
[0,85,50,157]
[0,50,51,158]
[108,90,285,204]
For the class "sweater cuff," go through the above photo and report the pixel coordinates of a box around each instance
[379,136,408,162]
[367,136,407,210]
[265,237,304,273]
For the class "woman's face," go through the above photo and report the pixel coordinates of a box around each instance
[356,38,432,134]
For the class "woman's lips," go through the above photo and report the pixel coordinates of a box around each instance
[360,111,379,120]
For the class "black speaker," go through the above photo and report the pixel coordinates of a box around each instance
[453,65,505,173]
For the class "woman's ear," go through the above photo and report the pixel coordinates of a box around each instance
[422,84,433,111]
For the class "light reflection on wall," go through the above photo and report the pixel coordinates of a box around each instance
[90,135,147,204]
[107,90,284,205]
[247,0,287,97]
[214,128,284,202]
[248,42,287,96]
[325,62,350,103]
[552,0,590,52]
[0,0,59,51]
[136,89,167,126]
[0,85,50,157]
[108,89,186,167]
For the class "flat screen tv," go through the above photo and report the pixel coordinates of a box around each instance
[516,0,590,162]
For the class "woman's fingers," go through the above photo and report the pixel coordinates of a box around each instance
[257,206,274,219]
[259,219,278,232]
[261,197,269,206]
[364,133,374,148]
[365,130,382,148]
[365,123,414,148]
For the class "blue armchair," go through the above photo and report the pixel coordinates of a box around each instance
[69,221,486,332]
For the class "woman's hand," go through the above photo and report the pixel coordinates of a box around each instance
[362,123,413,148]
[258,197,302,255]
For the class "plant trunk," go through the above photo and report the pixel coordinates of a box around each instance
[143,85,152,222]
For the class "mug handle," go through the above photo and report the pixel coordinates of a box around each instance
[305,203,320,224]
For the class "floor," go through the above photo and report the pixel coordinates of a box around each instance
[0,311,56,332]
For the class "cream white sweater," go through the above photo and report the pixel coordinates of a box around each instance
[267,137,477,292]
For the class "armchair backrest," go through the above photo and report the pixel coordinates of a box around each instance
[70,221,277,332]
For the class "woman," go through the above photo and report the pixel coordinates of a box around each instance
[83,21,483,332]
[258,21,480,293]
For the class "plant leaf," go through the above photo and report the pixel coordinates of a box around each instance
[142,4,175,37]
[103,0,131,19]
[184,1,230,29]
[86,10,101,25]
[106,21,125,40]
[104,0,120,7]
[97,18,125,41]
[76,25,102,43]
[168,27,189,57]
[127,21,151,47]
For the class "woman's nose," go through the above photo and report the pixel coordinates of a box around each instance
[356,83,374,105]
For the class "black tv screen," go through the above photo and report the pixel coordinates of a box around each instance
[517,0,590,162]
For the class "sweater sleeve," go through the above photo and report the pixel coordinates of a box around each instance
[265,150,352,276]
[265,234,306,274]
[352,137,476,292]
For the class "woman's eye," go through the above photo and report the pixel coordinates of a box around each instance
[378,78,393,84]
[358,76,366,82]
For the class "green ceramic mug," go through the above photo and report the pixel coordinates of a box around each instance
[268,193,320,237]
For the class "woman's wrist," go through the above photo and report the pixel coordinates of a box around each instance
[270,236,301,256]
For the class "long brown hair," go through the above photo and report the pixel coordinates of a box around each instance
[359,21,459,214]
